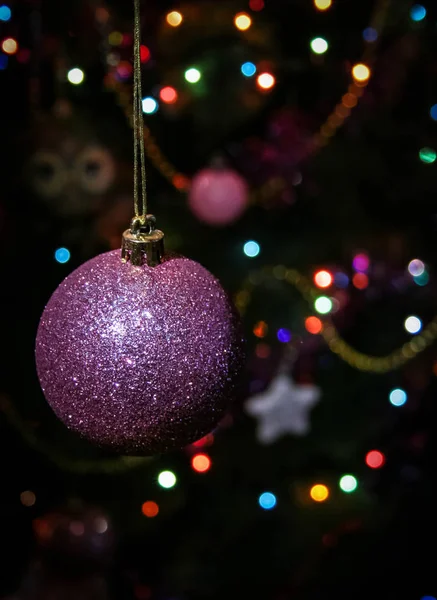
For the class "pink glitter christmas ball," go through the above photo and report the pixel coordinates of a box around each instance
[35,251,244,455]
[189,168,248,226]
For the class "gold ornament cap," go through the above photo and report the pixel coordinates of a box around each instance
[121,215,164,267]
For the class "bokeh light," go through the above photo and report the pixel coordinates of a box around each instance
[352,253,370,272]
[158,470,177,489]
[310,37,328,55]
[258,492,277,510]
[257,72,275,90]
[0,54,7,69]
[314,270,333,288]
[191,453,212,473]
[166,11,183,27]
[140,45,151,63]
[241,61,257,77]
[142,97,158,114]
[185,67,201,83]
[67,67,84,85]
[244,240,260,257]
[277,328,292,343]
[430,104,437,121]
[419,147,436,164]
[352,273,369,290]
[234,12,252,31]
[414,271,429,286]
[314,296,333,314]
[352,63,371,83]
[363,27,378,42]
[313,0,332,10]
[389,388,407,407]
[408,259,425,276]
[20,490,36,507]
[365,450,385,469]
[339,475,358,493]
[108,31,123,46]
[420,596,436,600]
[142,501,159,517]
[305,316,323,335]
[55,248,71,264]
[1,36,17,54]
[253,321,268,338]
[310,484,329,502]
[249,0,264,10]
[334,272,349,288]
[160,86,178,104]
[404,315,422,334]
[0,5,12,22]
[410,4,426,21]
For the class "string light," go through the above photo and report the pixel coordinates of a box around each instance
[1,37,17,55]
[55,248,71,264]
[184,67,201,83]
[314,270,333,288]
[310,37,329,55]
[339,475,358,493]
[67,67,85,85]
[389,388,407,407]
[314,296,333,314]
[404,316,422,334]
[352,63,371,83]
[253,321,268,338]
[0,5,12,22]
[166,11,183,27]
[313,0,332,11]
[244,241,260,257]
[365,450,385,469]
[310,484,329,502]
[142,97,158,114]
[257,72,275,90]
[159,86,178,104]
[408,259,425,277]
[142,501,159,517]
[191,453,212,473]
[410,4,426,21]
[258,492,277,510]
[419,147,436,164]
[234,12,252,31]
[277,328,292,343]
[241,61,257,77]
[305,316,323,334]
[157,470,177,489]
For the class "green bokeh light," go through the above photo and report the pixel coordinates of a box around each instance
[419,147,436,164]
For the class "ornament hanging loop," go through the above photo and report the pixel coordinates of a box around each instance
[122,215,165,267]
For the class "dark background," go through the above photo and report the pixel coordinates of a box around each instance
[1,0,437,598]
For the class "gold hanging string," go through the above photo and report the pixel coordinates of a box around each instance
[132,0,148,223]
[235,266,437,374]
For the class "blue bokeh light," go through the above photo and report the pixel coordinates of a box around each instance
[259,492,277,510]
[142,96,159,114]
[421,597,436,600]
[334,272,349,288]
[362,27,378,42]
[430,104,437,121]
[0,5,12,21]
[277,328,292,343]
[410,4,426,21]
[0,53,8,70]
[243,240,260,258]
[389,388,407,407]
[55,247,71,264]
[241,61,257,77]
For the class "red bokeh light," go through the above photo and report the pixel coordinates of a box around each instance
[142,501,159,517]
[249,0,265,10]
[365,450,385,469]
[352,272,369,290]
[314,270,333,288]
[160,86,178,104]
[305,316,323,335]
[140,45,151,63]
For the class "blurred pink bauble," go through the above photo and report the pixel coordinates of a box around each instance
[189,168,248,226]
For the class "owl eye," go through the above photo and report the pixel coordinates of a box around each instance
[75,146,116,194]
[28,152,67,199]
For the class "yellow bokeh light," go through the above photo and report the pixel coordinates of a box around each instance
[166,11,183,27]
[310,484,329,502]
[2,37,18,55]
[352,63,371,83]
[257,72,275,90]
[314,0,332,10]
[234,12,252,31]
